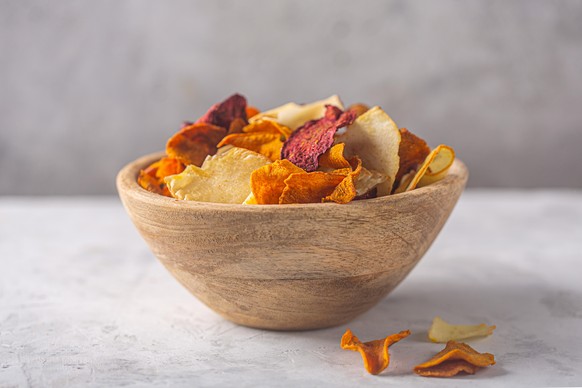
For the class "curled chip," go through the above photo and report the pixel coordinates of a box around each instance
[335,106,401,196]
[414,341,495,377]
[250,95,344,130]
[218,120,292,161]
[397,145,455,192]
[165,147,271,203]
[227,118,247,135]
[428,317,496,343]
[341,328,411,375]
[318,143,352,170]
[250,160,305,205]
[396,128,430,188]
[138,157,185,197]
[281,105,356,172]
[166,123,227,166]
[196,93,248,129]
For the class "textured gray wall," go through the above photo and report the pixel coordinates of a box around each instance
[1,0,582,195]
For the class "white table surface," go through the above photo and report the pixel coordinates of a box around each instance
[1,191,581,387]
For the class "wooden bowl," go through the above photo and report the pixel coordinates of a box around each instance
[117,152,468,330]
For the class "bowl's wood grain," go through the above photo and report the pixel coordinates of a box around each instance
[117,152,468,330]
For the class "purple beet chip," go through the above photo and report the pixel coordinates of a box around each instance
[281,105,356,171]
[196,93,248,129]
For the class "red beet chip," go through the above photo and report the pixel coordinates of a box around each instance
[281,105,356,172]
[196,93,248,129]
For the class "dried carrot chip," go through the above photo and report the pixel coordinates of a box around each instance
[166,123,227,166]
[414,341,495,377]
[323,157,362,204]
[318,143,351,170]
[341,329,411,375]
[279,172,345,204]
[250,160,305,204]
[395,128,430,188]
[218,120,292,161]
[246,105,260,119]
[228,118,247,135]
[137,157,185,197]
[428,317,496,343]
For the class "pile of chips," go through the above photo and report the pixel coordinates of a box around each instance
[341,317,496,377]
[138,93,456,204]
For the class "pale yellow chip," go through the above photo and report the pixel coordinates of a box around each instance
[428,317,496,343]
[404,145,455,191]
[165,147,271,203]
[335,106,401,196]
[355,167,388,196]
[250,95,344,130]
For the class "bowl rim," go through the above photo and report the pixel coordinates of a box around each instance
[117,151,468,211]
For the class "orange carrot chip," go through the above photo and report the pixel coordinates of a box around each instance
[414,341,495,377]
[166,123,227,166]
[396,128,430,189]
[279,172,345,204]
[250,160,305,204]
[346,103,370,117]
[137,157,185,197]
[218,120,293,161]
[318,143,351,170]
[341,328,411,375]
[246,105,260,119]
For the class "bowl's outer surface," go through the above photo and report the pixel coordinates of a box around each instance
[117,152,468,330]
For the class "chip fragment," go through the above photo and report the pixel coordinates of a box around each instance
[341,329,411,375]
[165,147,271,203]
[346,103,369,117]
[250,95,344,130]
[281,105,356,172]
[414,341,495,377]
[250,159,305,205]
[166,123,227,166]
[395,128,430,189]
[196,93,248,129]
[137,157,185,196]
[428,317,496,343]
[335,106,401,196]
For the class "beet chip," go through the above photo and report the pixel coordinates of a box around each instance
[281,105,356,172]
[166,123,227,166]
[341,328,411,375]
[196,93,248,129]
[414,341,495,377]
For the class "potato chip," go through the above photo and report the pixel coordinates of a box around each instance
[414,341,495,377]
[393,170,416,194]
[250,159,305,205]
[401,145,455,192]
[165,147,271,203]
[137,157,185,197]
[396,128,430,188]
[341,329,411,375]
[250,95,344,130]
[166,123,227,166]
[335,106,401,196]
[428,317,496,343]
[281,106,357,172]
[196,93,248,129]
